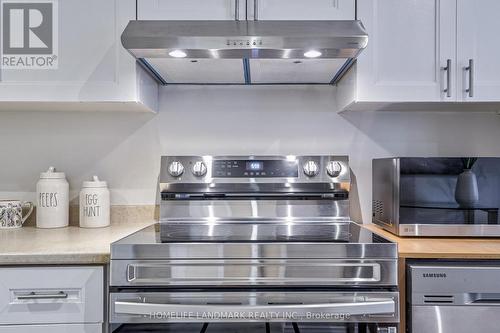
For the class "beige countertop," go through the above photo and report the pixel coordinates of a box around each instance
[4,221,500,265]
[363,224,500,259]
[0,221,154,265]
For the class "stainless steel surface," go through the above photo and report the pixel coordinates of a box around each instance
[110,154,397,330]
[121,20,368,85]
[444,59,451,97]
[111,258,397,287]
[168,161,184,177]
[372,157,500,237]
[159,200,350,221]
[158,221,353,242]
[122,20,368,59]
[111,239,396,261]
[409,262,500,333]
[412,306,500,333]
[254,0,259,21]
[302,160,319,177]
[160,156,350,186]
[466,58,474,97]
[110,222,397,261]
[16,291,68,300]
[326,161,342,178]
[372,158,400,236]
[110,291,399,323]
[110,221,398,287]
[398,223,500,237]
[159,155,350,221]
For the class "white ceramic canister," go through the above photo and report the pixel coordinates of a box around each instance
[79,176,110,228]
[36,167,69,228]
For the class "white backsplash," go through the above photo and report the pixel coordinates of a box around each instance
[1,85,500,223]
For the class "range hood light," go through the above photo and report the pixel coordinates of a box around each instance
[304,50,322,58]
[169,50,187,58]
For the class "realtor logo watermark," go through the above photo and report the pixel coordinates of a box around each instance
[1,0,58,69]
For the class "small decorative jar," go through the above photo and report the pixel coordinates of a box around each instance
[36,167,69,228]
[79,176,110,228]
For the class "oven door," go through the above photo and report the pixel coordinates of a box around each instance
[110,291,399,332]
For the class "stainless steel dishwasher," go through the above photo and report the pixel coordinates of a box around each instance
[408,261,500,333]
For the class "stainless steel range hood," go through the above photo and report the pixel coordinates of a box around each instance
[121,20,368,85]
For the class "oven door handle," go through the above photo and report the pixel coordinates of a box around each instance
[114,298,396,317]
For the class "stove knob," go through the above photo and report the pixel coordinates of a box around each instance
[168,161,184,177]
[326,161,343,177]
[303,160,319,177]
[192,161,207,177]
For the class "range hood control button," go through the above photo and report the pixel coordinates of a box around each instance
[303,161,319,177]
[326,161,342,177]
[168,161,184,177]
[192,161,207,177]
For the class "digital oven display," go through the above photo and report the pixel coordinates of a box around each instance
[212,160,298,178]
[246,161,264,171]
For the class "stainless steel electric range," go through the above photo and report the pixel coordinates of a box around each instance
[109,155,399,333]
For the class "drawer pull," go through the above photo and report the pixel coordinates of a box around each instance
[17,291,68,300]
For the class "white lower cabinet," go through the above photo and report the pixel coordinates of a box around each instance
[0,266,103,332]
[0,324,101,333]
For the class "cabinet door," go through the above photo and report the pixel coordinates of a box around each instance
[0,0,142,104]
[0,266,103,325]
[356,0,457,102]
[138,0,241,20]
[252,0,354,20]
[457,0,500,101]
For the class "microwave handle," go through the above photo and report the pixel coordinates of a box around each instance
[115,298,396,317]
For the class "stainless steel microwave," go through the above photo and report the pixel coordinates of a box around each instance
[372,157,500,237]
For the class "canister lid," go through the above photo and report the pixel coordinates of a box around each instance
[40,167,66,179]
[82,176,108,188]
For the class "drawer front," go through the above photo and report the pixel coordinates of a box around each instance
[111,259,398,287]
[0,324,101,333]
[0,266,103,325]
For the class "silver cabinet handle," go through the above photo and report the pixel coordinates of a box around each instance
[115,298,395,317]
[443,59,452,98]
[466,59,474,97]
[234,0,239,21]
[17,291,68,300]
[254,0,259,20]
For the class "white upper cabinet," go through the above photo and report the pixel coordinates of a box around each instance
[0,0,157,112]
[337,0,500,112]
[336,0,457,111]
[357,0,456,102]
[250,0,355,20]
[457,0,500,102]
[138,0,354,21]
[138,0,242,20]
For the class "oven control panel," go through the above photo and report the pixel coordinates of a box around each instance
[212,159,298,178]
[160,155,350,186]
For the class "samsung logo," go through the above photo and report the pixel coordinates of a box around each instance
[423,273,447,278]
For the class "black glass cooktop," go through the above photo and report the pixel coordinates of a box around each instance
[111,221,396,260]
[114,221,391,245]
